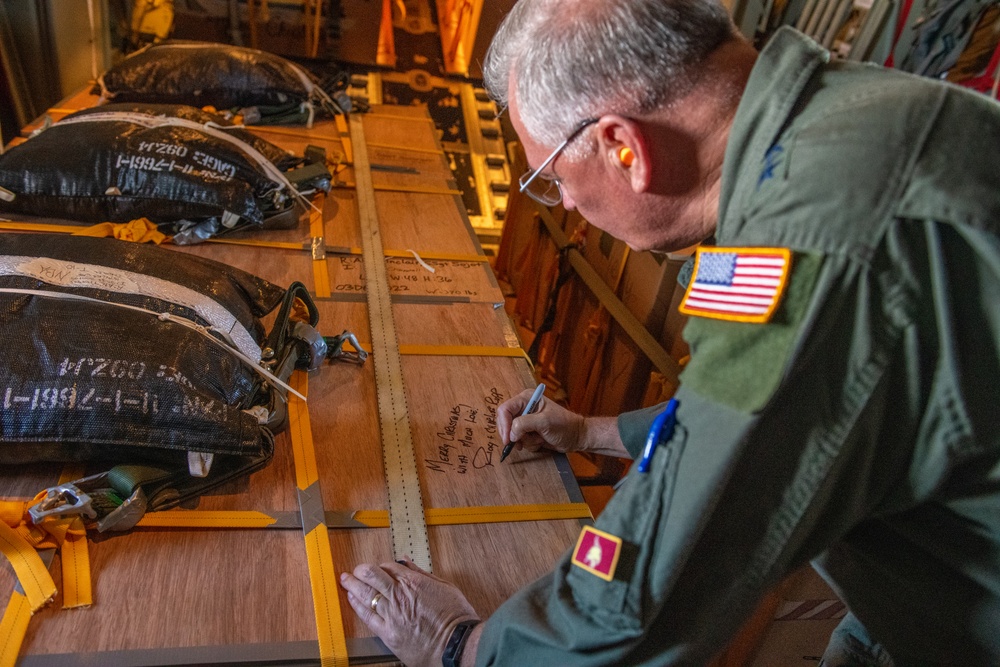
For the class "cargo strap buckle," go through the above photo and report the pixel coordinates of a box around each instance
[29,483,97,522]
[29,472,149,533]
[324,330,368,365]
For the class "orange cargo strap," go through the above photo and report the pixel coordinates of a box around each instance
[288,371,349,667]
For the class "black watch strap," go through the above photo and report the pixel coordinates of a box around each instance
[442,619,480,667]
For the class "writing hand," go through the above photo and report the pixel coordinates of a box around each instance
[340,557,480,667]
[497,388,585,457]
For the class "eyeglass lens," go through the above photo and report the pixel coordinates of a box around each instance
[519,174,561,206]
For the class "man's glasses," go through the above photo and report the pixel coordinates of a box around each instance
[519,117,598,206]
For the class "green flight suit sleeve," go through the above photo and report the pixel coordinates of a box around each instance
[475,233,952,665]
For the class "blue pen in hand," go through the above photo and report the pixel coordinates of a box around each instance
[500,383,546,463]
[637,398,679,473]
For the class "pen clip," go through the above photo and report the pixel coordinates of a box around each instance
[637,398,678,473]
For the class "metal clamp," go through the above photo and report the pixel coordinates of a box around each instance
[324,330,369,365]
[29,471,149,533]
[29,483,96,523]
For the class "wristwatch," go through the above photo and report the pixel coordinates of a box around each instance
[441,619,480,667]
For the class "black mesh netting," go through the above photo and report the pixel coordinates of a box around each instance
[0,233,302,466]
[0,103,314,236]
[95,40,339,117]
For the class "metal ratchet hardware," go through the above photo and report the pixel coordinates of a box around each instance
[324,330,369,365]
[29,472,148,533]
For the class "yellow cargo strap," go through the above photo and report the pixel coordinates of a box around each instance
[352,502,593,528]
[289,371,349,667]
[251,126,343,143]
[343,340,530,366]
[398,345,530,365]
[332,182,463,196]
[365,142,441,155]
[0,517,55,612]
[72,218,168,244]
[130,502,591,530]
[135,511,277,529]
[57,465,86,486]
[0,495,93,613]
[59,523,91,609]
[365,113,435,124]
[382,249,487,263]
[0,221,84,234]
[334,115,352,164]
[0,223,487,266]
[0,592,30,667]
[206,238,305,250]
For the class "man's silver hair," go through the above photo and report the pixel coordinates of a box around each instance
[483,0,735,151]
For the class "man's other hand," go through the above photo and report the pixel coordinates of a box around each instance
[340,557,480,667]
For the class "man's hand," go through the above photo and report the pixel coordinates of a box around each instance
[497,389,629,459]
[497,388,585,457]
[340,558,479,667]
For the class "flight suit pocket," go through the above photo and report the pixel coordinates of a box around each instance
[566,425,687,630]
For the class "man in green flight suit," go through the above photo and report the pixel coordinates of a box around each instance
[338,0,1000,664]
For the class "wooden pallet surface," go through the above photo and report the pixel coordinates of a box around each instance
[0,99,583,663]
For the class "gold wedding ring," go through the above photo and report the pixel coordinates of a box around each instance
[370,592,383,612]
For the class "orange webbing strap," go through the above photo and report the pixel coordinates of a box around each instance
[310,196,331,299]
[0,496,92,612]
[135,511,277,529]
[71,218,168,244]
[0,493,94,664]
[0,510,56,611]
[343,340,532,368]
[0,219,167,245]
[0,491,95,665]
[57,465,86,486]
[0,221,84,235]
[289,371,349,667]
[351,503,593,527]
[133,502,591,530]
[58,521,91,609]
[55,465,92,609]
[0,591,31,667]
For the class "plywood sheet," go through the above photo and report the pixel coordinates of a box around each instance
[0,103,582,665]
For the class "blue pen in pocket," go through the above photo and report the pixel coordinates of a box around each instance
[637,398,679,473]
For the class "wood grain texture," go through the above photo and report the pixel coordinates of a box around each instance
[1,103,581,664]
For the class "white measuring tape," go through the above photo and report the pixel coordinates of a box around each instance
[349,114,432,571]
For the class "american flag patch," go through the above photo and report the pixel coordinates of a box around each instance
[679,247,791,323]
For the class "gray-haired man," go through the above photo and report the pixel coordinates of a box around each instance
[340,1,1000,664]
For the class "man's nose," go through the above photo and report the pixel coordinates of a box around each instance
[561,192,577,211]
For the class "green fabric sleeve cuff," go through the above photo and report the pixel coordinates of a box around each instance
[617,404,668,459]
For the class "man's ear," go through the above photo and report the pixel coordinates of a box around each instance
[596,115,651,194]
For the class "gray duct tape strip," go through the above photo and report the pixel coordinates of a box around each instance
[18,637,394,666]
[266,510,372,530]
[296,481,326,534]
[14,548,55,595]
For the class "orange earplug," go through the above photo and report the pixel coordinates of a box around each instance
[618,146,634,167]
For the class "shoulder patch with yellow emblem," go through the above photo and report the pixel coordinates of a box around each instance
[571,526,623,581]
[679,247,791,323]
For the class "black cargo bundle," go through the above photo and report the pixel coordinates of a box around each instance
[95,41,350,125]
[0,233,324,529]
[0,104,331,243]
